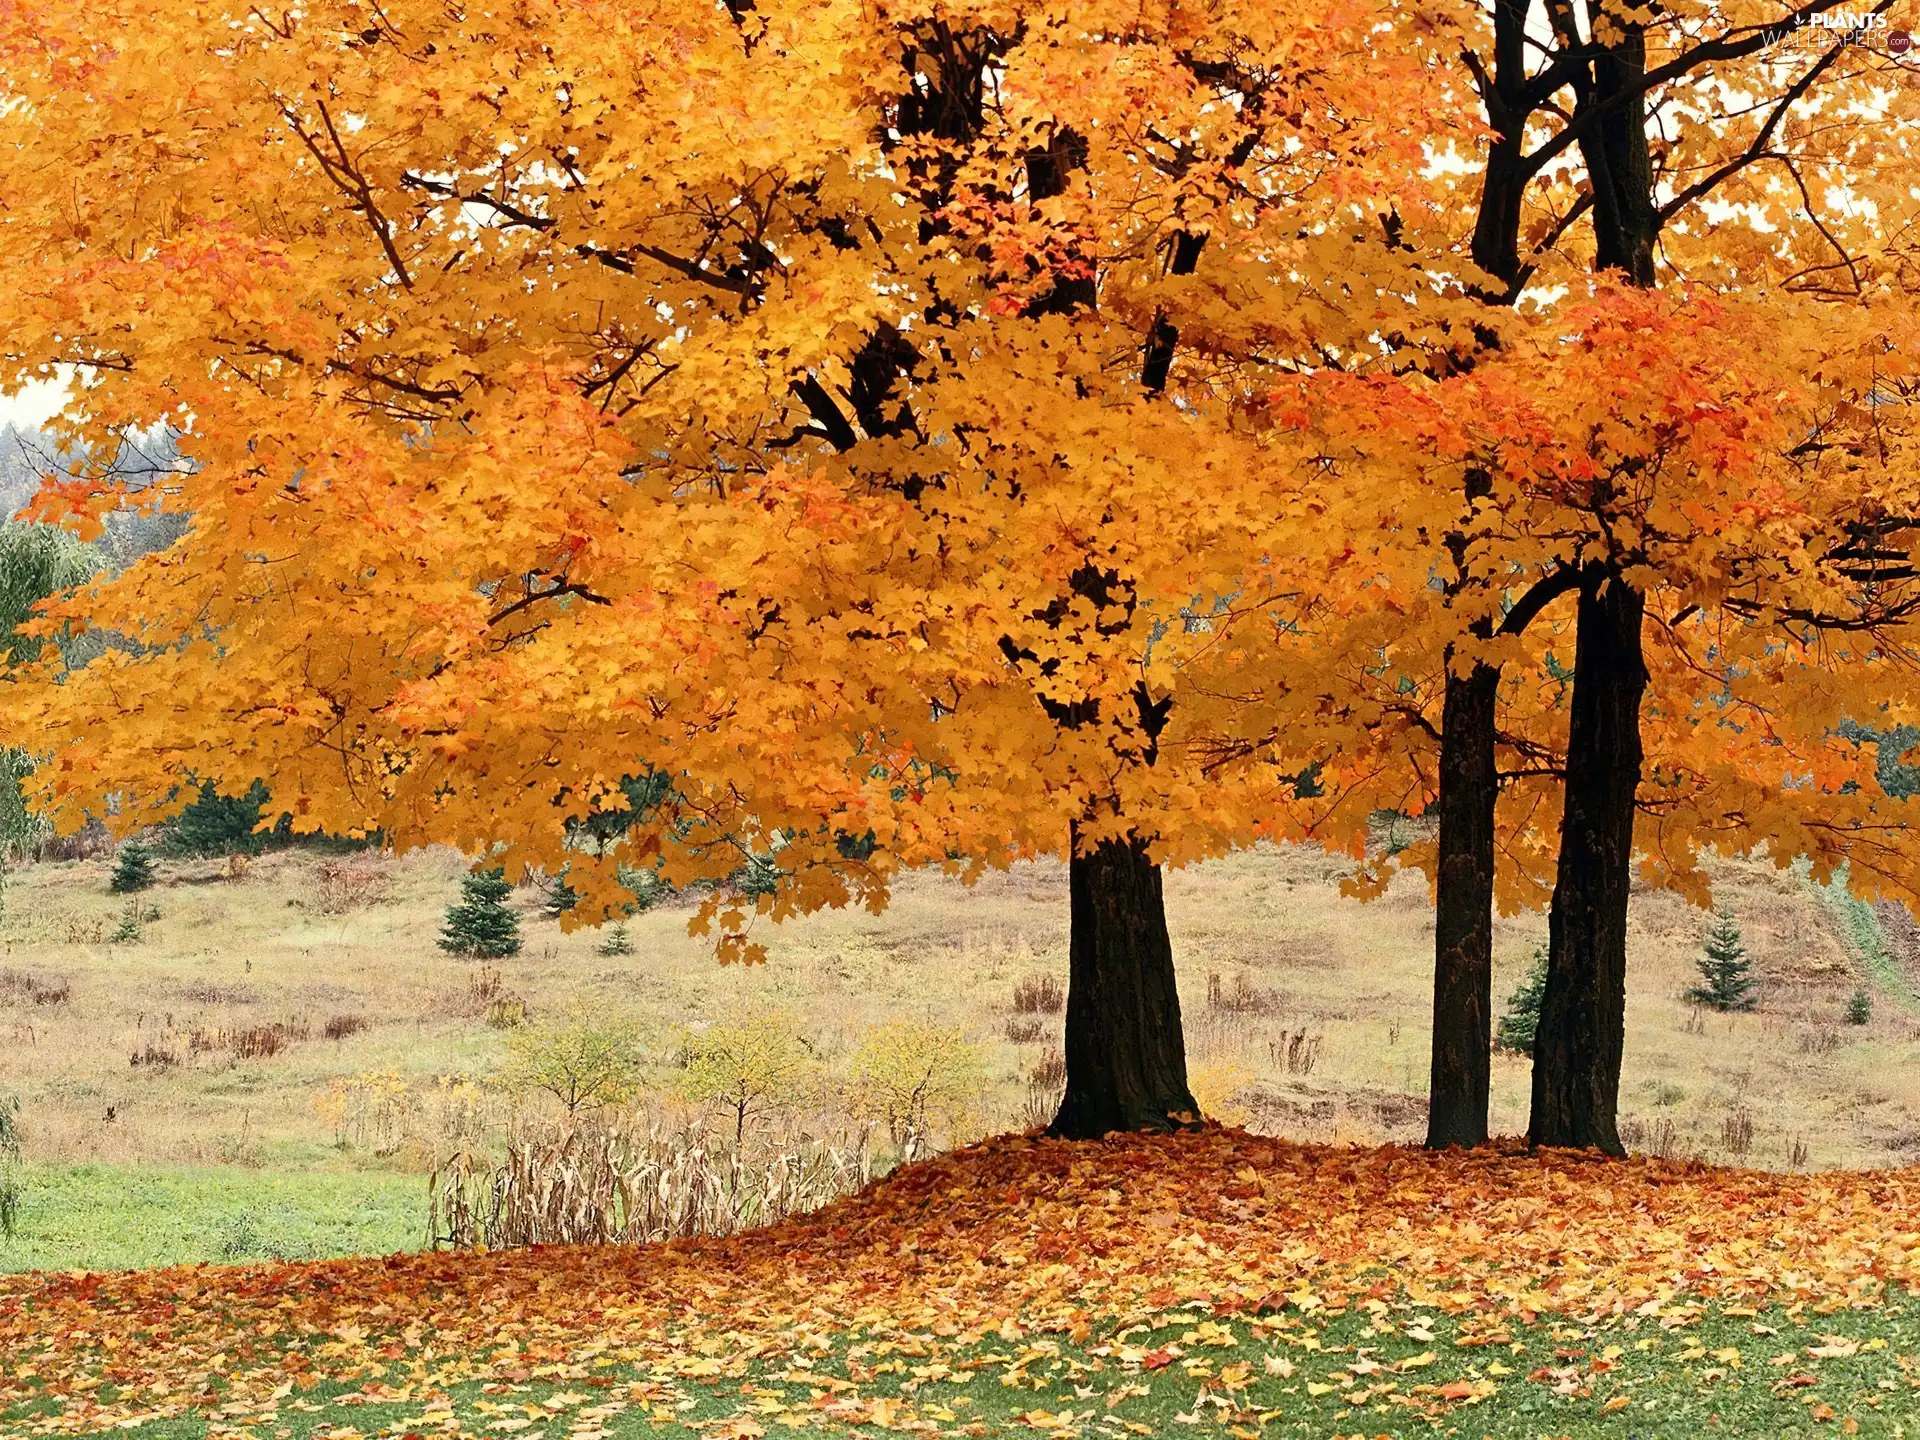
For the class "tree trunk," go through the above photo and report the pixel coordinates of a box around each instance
[1051,826,1200,1139]
[1426,658,1500,1148]
[1528,568,1647,1154]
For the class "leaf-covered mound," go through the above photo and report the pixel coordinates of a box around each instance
[5,1131,1920,1435]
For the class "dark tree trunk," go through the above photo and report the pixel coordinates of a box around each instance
[1051,826,1199,1139]
[1528,569,1647,1154]
[1419,0,1534,1149]
[1426,658,1500,1148]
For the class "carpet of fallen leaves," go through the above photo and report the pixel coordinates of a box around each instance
[6,1131,1920,1435]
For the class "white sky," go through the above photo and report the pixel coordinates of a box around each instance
[0,378,68,431]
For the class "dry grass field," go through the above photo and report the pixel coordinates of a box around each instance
[0,840,1915,1196]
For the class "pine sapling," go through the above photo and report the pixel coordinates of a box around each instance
[439,867,523,959]
[108,842,155,894]
[1687,910,1759,1012]
[1495,944,1549,1054]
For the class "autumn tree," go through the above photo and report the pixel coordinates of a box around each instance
[1281,0,1920,1152]
[0,0,1465,1138]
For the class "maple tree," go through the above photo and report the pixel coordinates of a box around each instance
[0,0,1471,1137]
[1459,2,1920,1155]
[5,0,1920,1157]
[1226,0,1920,1152]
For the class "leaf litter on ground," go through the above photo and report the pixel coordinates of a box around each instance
[7,1130,1920,1436]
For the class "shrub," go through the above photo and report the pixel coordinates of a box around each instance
[849,1019,986,1159]
[484,995,529,1030]
[323,1014,368,1041]
[1495,944,1549,1054]
[1189,1059,1255,1126]
[1846,987,1873,1026]
[0,968,68,1006]
[730,854,781,900]
[1003,1015,1044,1044]
[596,921,635,958]
[676,1013,811,1146]
[1721,1106,1755,1157]
[1010,974,1065,1015]
[1021,1047,1067,1129]
[429,1112,874,1250]
[1206,970,1279,1015]
[1270,1027,1323,1076]
[108,903,144,944]
[315,1071,415,1154]
[108,842,155,894]
[620,865,674,912]
[129,1039,180,1069]
[312,861,390,914]
[502,1011,644,1116]
[439,868,522,959]
[1687,910,1759,1012]
[229,1026,287,1060]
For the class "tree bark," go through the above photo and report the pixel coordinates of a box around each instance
[1051,826,1200,1139]
[1528,568,1647,1154]
[1426,658,1500,1148]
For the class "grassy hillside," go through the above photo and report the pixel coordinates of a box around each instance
[3,843,1920,1276]
[5,1133,1920,1439]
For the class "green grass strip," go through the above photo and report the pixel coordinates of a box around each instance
[31,1289,1920,1440]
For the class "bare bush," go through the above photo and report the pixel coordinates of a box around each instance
[1270,1027,1322,1076]
[1799,1026,1842,1056]
[431,966,507,1019]
[1021,1047,1067,1129]
[323,1014,368,1041]
[312,861,391,914]
[1721,1106,1755,1157]
[0,969,69,1007]
[60,916,106,945]
[1624,1115,1682,1159]
[230,1026,287,1060]
[1004,1015,1044,1044]
[1207,970,1280,1016]
[130,1039,180,1069]
[188,1018,309,1060]
[429,1115,874,1250]
[1010,974,1064,1015]
[484,996,529,1029]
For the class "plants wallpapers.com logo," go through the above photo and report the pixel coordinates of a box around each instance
[1762,12,1914,51]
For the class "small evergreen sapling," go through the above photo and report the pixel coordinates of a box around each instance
[108,842,155,894]
[595,921,634,958]
[439,868,522,959]
[1846,987,1873,1025]
[1687,910,1759,1012]
[542,877,579,918]
[1495,944,1549,1054]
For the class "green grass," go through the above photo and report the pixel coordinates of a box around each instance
[0,1162,421,1273]
[1810,861,1920,1016]
[32,1289,1920,1439]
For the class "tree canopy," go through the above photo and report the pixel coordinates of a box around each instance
[5,0,1920,1142]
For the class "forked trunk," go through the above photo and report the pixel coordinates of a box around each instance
[1427,658,1500,1148]
[1051,826,1199,1139]
[1528,569,1646,1154]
